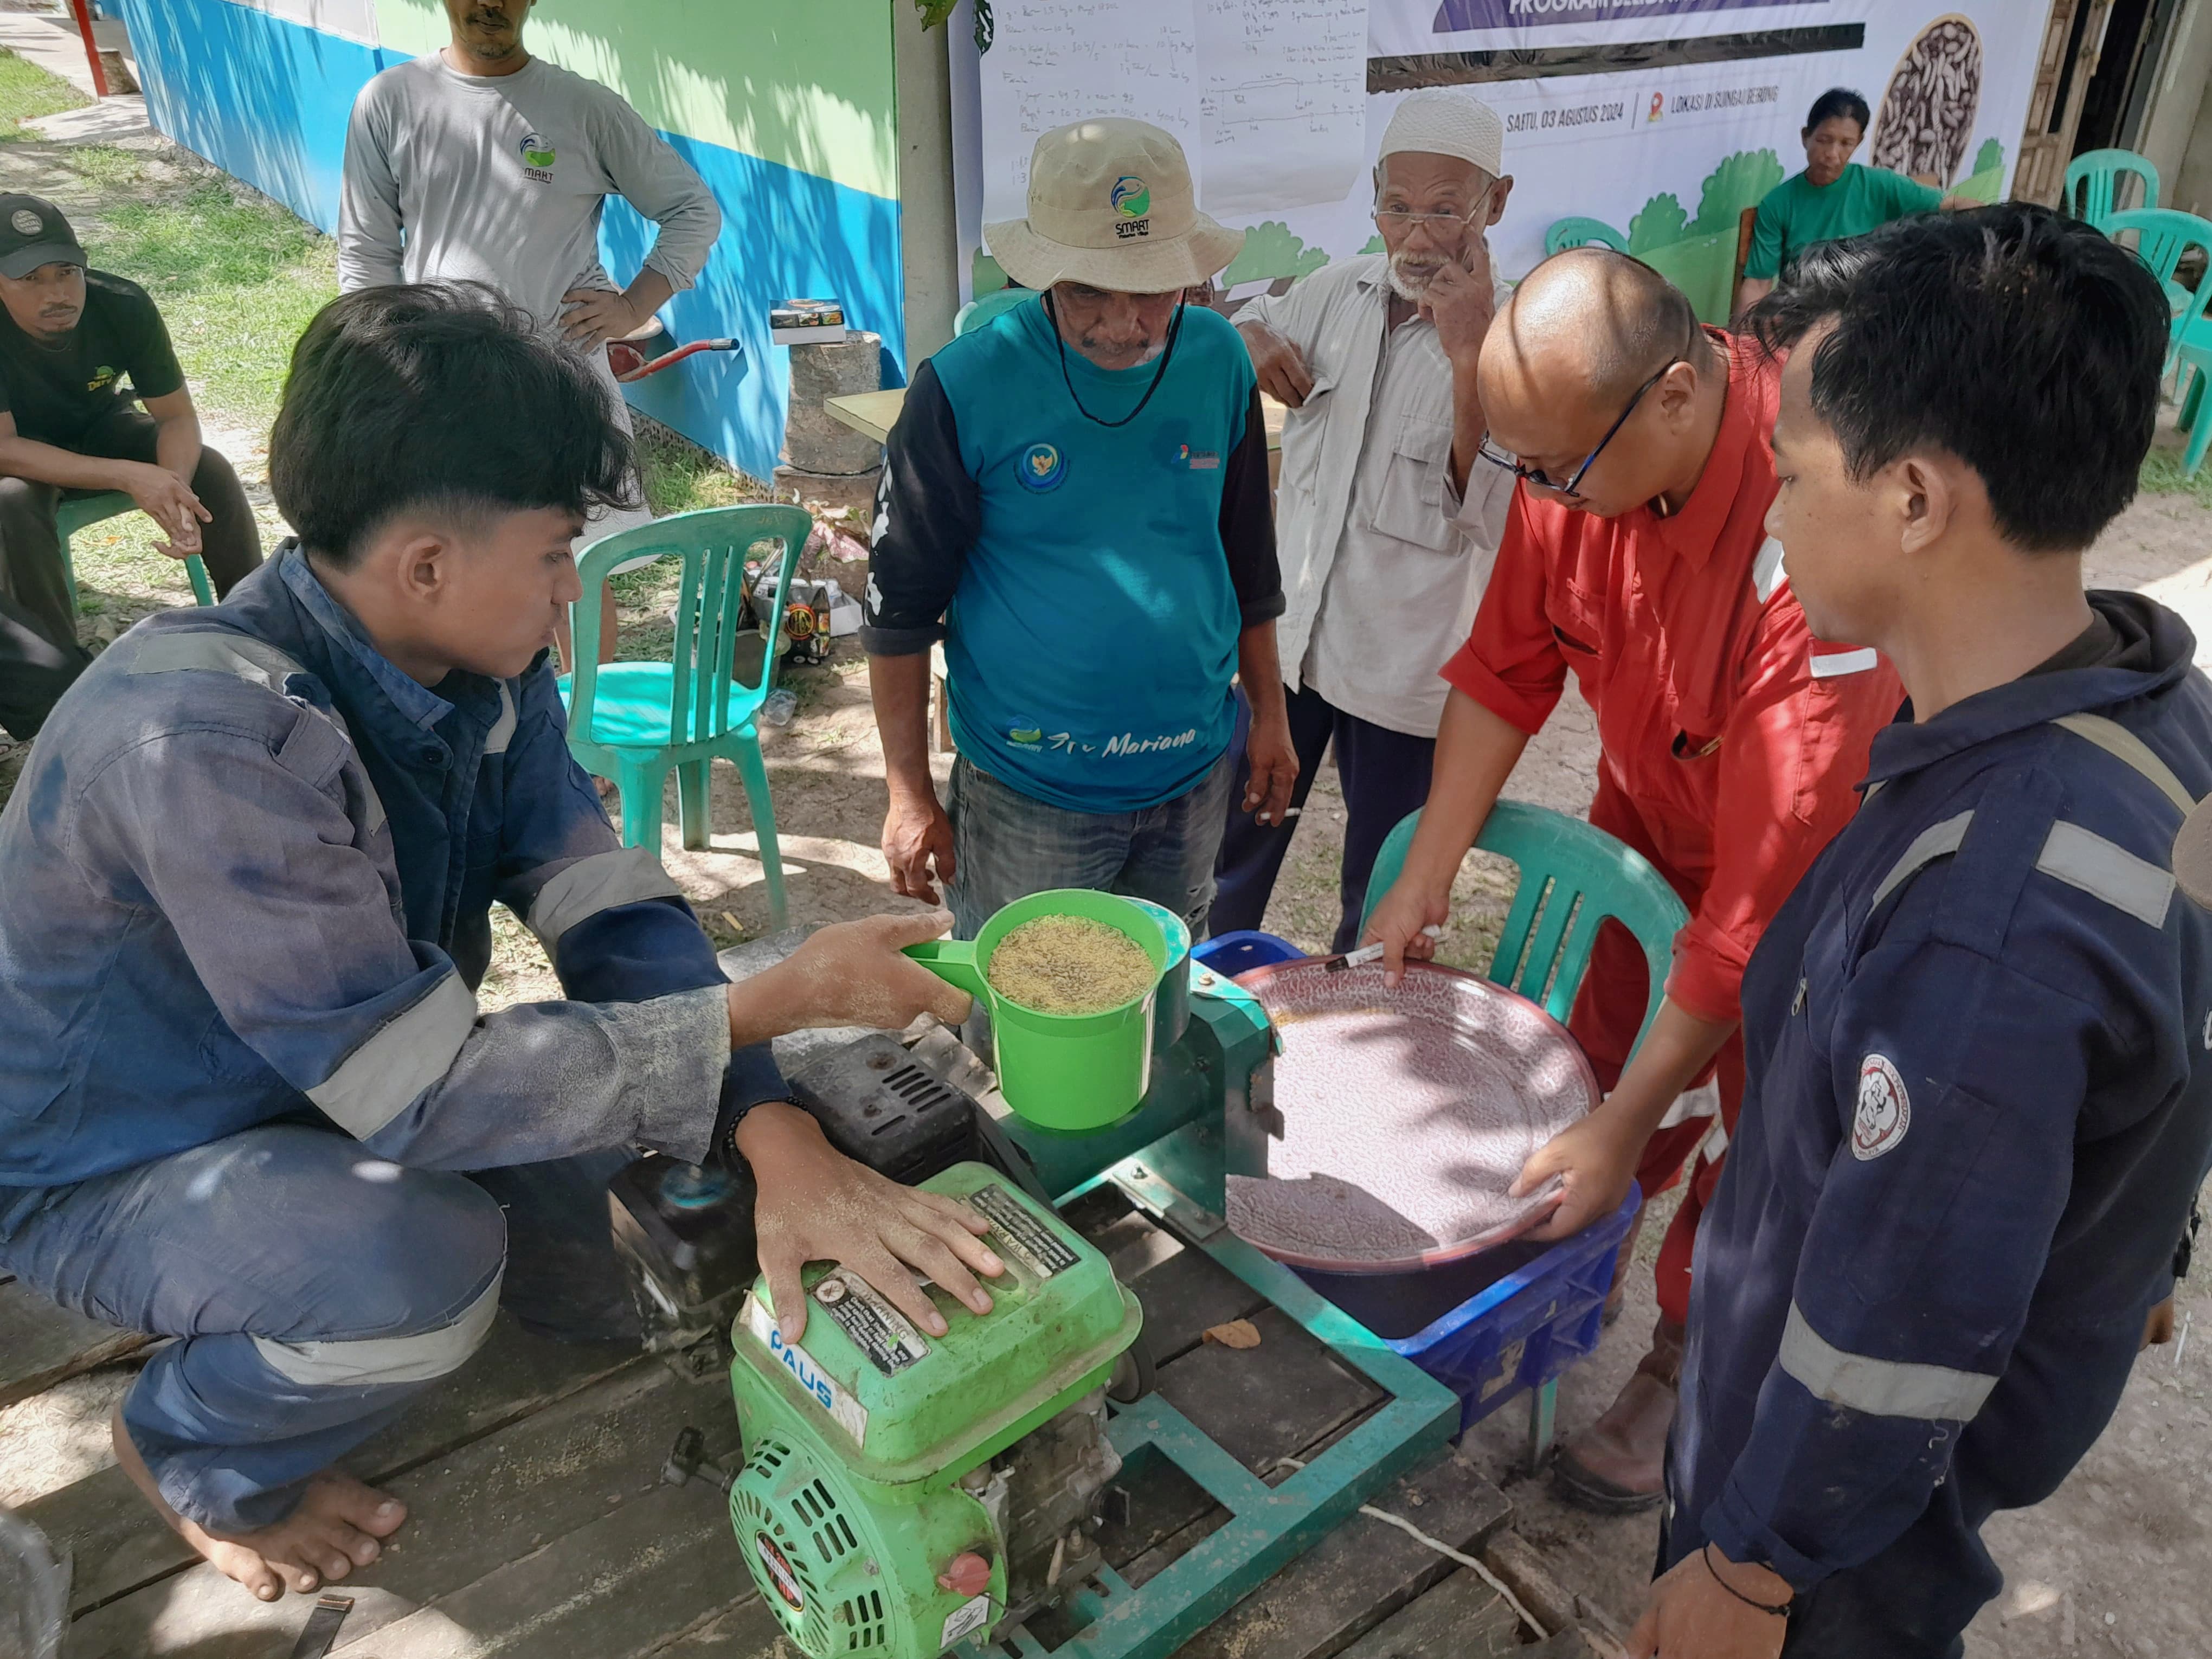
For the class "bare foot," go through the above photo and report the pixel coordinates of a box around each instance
[111,1406,408,1602]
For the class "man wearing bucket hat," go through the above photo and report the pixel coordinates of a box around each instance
[864,120,1295,945]
[0,193,261,738]
[1210,90,1517,954]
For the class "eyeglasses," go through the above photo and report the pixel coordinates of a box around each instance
[1372,182,1497,234]
[1476,341,1689,501]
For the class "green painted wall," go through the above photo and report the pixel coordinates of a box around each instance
[376,0,899,200]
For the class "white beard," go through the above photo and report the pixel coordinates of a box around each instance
[1385,233,1494,303]
[1078,336,1168,366]
[1386,255,1442,301]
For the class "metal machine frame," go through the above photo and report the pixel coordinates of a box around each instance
[973,969,1463,1659]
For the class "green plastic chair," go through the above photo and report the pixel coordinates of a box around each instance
[57,490,215,612]
[2174,274,2212,479]
[1359,800,1689,1063]
[557,503,812,928]
[2063,148,2159,230]
[953,287,1033,337]
[2105,208,2212,364]
[1359,798,1689,1467]
[1545,217,1629,256]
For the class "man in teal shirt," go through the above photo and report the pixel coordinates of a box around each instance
[864,119,1295,941]
[1735,88,1975,318]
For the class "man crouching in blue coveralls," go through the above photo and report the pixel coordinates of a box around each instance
[1632,205,2212,1656]
[0,285,1005,1603]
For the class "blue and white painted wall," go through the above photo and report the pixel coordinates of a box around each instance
[111,0,909,482]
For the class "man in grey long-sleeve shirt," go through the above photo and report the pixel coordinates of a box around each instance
[339,0,723,656]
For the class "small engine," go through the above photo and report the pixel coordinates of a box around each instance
[609,1032,992,1364]
[726,1162,1142,1659]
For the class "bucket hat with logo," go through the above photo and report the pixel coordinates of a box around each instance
[985,119,1243,295]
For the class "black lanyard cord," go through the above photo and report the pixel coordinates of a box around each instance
[1044,291,1187,429]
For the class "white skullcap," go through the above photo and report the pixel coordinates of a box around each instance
[1377,91,1504,178]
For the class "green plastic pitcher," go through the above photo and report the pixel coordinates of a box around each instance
[903,890,1169,1131]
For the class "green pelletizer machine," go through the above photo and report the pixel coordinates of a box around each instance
[702,894,1461,1659]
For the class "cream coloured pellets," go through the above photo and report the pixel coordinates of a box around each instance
[986,916,1154,1015]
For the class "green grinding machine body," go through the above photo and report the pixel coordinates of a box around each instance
[728,1163,1142,1658]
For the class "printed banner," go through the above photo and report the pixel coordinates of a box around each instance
[1430,0,1815,30]
[955,0,2043,324]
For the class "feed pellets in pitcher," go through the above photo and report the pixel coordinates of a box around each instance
[1225,960,1599,1271]
[986,915,1155,1015]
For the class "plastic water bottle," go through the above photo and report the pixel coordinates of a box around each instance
[761,687,799,728]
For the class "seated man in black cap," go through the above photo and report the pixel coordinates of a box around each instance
[0,192,261,738]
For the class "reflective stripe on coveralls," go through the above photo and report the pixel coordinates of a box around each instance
[306,973,480,1139]
[253,1263,504,1385]
[527,845,687,951]
[1780,712,2198,1456]
[1777,1303,1999,1421]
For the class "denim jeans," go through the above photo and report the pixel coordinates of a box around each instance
[1210,683,1438,954]
[944,748,1238,942]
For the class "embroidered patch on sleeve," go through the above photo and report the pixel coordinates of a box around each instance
[1851,1053,1911,1160]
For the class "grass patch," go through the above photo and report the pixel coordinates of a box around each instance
[2141,445,2212,509]
[0,46,88,140]
[69,143,144,188]
[637,419,767,516]
[100,178,338,421]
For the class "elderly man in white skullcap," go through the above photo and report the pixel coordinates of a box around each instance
[1210,91,1516,953]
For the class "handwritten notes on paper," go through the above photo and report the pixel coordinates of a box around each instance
[1200,2,1370,215]
[978,0,1371,228]
[978,1,1198,224]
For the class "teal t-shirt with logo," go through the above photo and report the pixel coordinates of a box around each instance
[1743,164,1944,280]
[864,295,1281,813]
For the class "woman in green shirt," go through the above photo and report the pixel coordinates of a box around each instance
[1734,88,1975,318]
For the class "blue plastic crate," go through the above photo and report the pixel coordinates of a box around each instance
[1299,1185,1641,1435]
[1191,929,1304,977]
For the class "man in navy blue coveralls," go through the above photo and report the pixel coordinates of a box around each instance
[1634,207,2212,1656]
[0,286,1004,1605]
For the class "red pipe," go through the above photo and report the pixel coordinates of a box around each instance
[68,0,111,100]
[609,337,740,383]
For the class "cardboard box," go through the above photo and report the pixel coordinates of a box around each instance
[769,298,848,346]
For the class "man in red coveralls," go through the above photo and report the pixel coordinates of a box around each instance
[1365,248,1899,1510]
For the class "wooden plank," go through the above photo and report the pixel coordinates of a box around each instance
[1522,1630,1607,1659]
[1336,1568,1523,1659]
[637,1596,787,1657]
[26,1315,639,1616]
[1168,1451,1514,1659]
[1122,1236,1268,1364]
[821,389,905,445]
[330,1486,757,1658]
[1104,1306,1390,1585]
[66,1355,737,1657]
[0,1279,151,1411]
[1151,1305,1382,1475]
